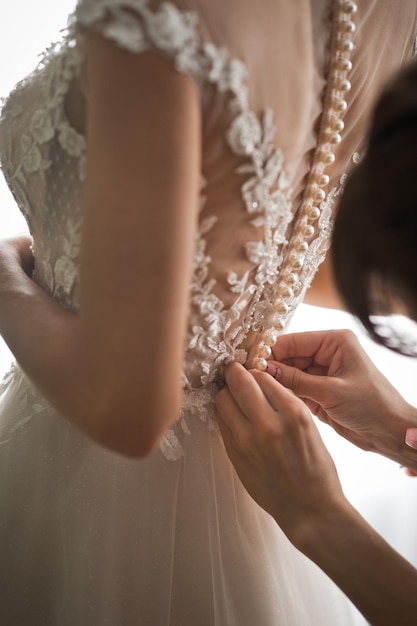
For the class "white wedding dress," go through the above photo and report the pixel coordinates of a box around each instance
[0,1,416,624]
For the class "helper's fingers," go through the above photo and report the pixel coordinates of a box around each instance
[215,384,250,437]
[215,383,255,462]
[403,468,417,477]
[265,360,328,403]
[395,429,417,475]
[223,362,272,420]
[271,331,329,363]
[216,407,235,455]
[251,372,330,454]
[249,369,298,414]
[405,428,417,450]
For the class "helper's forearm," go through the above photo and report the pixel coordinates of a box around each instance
[294,500,417,625]
[363,398,417,473]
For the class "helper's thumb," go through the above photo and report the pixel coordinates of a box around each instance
[266,360,325,402]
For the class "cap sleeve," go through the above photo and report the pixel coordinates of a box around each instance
[73,0,203,79]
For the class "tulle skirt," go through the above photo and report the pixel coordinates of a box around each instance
[0,368,364,625]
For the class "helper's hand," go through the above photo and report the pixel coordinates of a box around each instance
[215,363,346,541]
[267,330,417,472]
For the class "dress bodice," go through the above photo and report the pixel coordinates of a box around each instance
[1,0,417,458]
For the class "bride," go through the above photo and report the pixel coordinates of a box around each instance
[0,0,416,623]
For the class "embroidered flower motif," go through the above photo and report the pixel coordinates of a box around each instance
[21,142,42,174]
[34,248,55,295]
[0,364,51,444]
[218,58,247,95]
[300,185,340,293]
[227,111,262,157]
[241,178,270,214]
[58,122,85,158]
[250,300,281,333]
[181,387,214,420]
[204,44,229,83]
[75,0,108,25]
[227,270,250,294]
[246,241,282,285]
[42,262,55,293]
[263,150,284,187]
[30,109,54,144]
[104,13,148,52]
[53,257,76,298]
[160,429,184,461]
[146,3,197,54]
[245,240,267,265]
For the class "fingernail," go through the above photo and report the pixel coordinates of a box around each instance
[405,428,417,449]
[266,362,281,381]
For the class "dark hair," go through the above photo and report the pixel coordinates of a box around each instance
[332,60,417,354]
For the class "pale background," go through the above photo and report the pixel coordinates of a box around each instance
[1,0,417,583]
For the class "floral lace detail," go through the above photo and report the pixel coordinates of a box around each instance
[40,218,82,306]
[298,184,340,295]
[0,39,86,183]
[159,428,184,461]
[58,120,87,180]
[0,363,51,445]
[74,0,203,78]
[0,30,86,308]
[185,212,249,388]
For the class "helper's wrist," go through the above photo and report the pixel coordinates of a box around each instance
[284,492,354,558]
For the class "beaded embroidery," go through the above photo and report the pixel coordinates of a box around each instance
[248,0,358,370]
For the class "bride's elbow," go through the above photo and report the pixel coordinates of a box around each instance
[98,420,167,458]
[75,386,180,458]
[94,406,177,458]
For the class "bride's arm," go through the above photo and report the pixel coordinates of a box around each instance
[0,33,201,457]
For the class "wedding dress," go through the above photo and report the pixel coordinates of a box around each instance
[0,1,416,624]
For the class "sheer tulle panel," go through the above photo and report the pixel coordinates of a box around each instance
[0,384,362,624]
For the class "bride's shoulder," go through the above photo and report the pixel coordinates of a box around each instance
[72,0,251,45]
[71,0,247,93]
[72,0,213,58]
[73,0,210,28]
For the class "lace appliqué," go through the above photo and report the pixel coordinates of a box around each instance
[296,168,351,302]
[159,428,184,461]
[1,39,86,183]
[0,35,86,305]
[299,185,340,294]
[0,363,51,445]
[74,0,202,77]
